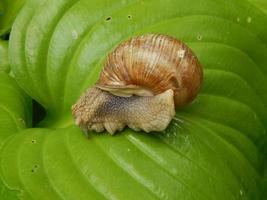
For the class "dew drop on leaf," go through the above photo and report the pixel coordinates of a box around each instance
[247,16,252,23]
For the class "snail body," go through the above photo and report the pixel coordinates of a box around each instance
[72,34,203,134]
[72,87,175,134]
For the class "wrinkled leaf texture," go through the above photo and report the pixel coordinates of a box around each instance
[0,0,267,199]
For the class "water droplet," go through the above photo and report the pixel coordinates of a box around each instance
[236,17,240,22]
[178,50,186,59]
[197,35,203,41]
[247,16,252,23]
[72,30,78,40]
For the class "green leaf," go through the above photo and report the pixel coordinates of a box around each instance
[1,0,267,199]
[0,0,27,36]
[0,180,19,200]
[248,0,267,14]
[0,72,31,199]
[0,72,32,145]
[0,40,9,72]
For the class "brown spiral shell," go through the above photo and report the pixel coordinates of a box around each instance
[72,34,203,134]
[96,34,203,107]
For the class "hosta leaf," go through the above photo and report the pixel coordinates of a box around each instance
[0,125,262,200]
[0,72,32,145]
[0,0,27,36]
[1,0,267,199]
[0,72,31,199]
[0,40,9,72]
[0,180,19,200]
[248,0,267,14]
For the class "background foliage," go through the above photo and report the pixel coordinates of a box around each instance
[0,0,267,199]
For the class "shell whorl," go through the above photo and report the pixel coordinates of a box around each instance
[97,34,203,107]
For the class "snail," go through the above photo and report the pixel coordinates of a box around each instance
[72,34,203,135]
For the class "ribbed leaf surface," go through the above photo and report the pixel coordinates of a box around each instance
[0,72,31,199]
[1,0,267,199]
